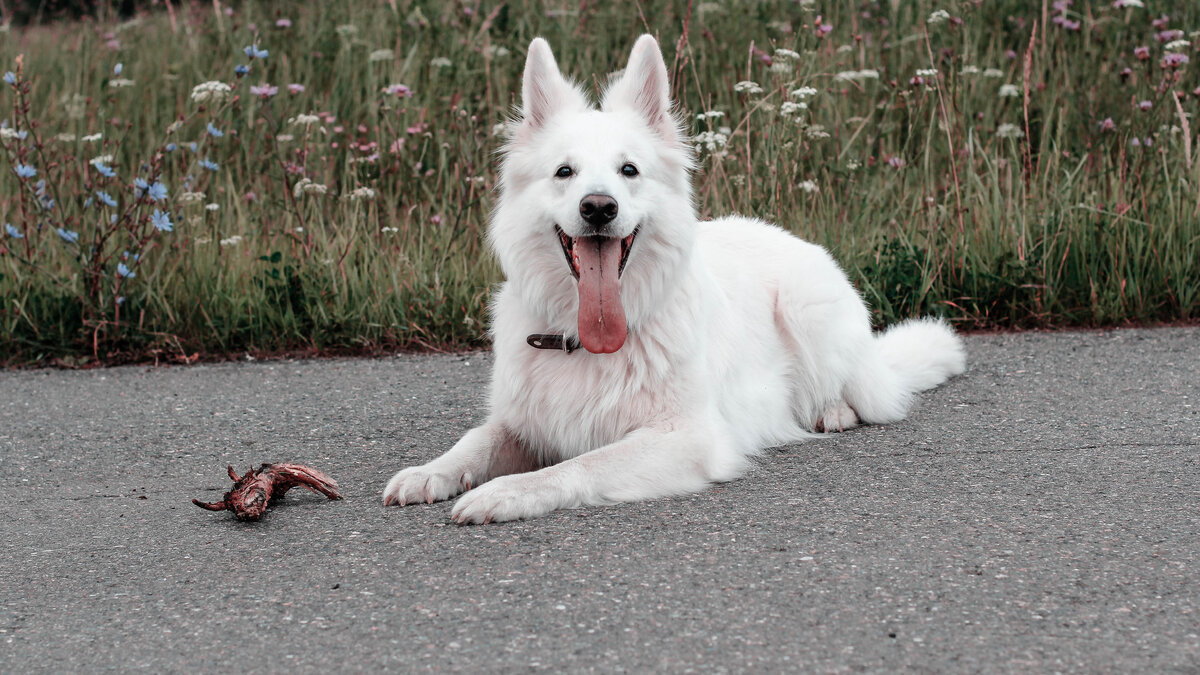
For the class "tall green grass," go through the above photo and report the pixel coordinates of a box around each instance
[2,1,1198,364]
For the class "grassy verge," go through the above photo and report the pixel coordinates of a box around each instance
[2,1,1198,365]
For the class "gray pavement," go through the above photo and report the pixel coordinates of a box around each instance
[1,327,1198,672]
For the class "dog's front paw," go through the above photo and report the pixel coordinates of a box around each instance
[382,465,473,506]
[815,402,860,433]
[450,473,567,524]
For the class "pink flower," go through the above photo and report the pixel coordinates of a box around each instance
[1155,29,1184,43]
[287,83,305,95]
[383,83,413,97]
[1134,46,1150,60]
[389,139,405,154]
[886,156,906,169]
[1137,100,1152,111]
[276,18,292,28]
[406,122,428,135]
[1161,53,1189,70]
[430,214,442,224]
[1099,117,1116,132]
[249,83,278,98]
[1152,14,1170,30]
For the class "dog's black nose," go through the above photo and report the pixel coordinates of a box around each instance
[579,194,618,226]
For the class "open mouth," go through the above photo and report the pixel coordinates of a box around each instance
[555,225,637,280]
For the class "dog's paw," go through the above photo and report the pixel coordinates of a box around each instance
[382,465,474,506]
[450,473,566,524]
[815,402,859,433]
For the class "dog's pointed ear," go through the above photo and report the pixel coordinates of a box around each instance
[520,38,585,132]
[603,34,677,141]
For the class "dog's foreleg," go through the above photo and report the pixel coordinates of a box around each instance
[382,422,536,506]
[450,425,734,523]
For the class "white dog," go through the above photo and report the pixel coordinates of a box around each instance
[382,35,965,523]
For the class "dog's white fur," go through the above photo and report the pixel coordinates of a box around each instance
[382,35,966,523]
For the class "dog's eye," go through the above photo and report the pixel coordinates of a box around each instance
[621,163,639,177]
[555,165,573,179]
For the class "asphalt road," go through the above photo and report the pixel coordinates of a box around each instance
[1,327,1198,672]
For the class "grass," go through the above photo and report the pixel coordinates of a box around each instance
[1,0,1198,365]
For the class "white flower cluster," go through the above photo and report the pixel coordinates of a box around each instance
[289,113,321,127]
[368,49,394,62]
[780,101,808,116]
[293,177,329,199]
[734,80,764,95]
[693,129,730,153]
[999,84,1021,98]
[346,187,376,201]
[797,179,820,193]
[928,10,951,24]
[996,123,1024,139]
[190,81,232,104]
[834,69,880,82]
[790,86,818,99]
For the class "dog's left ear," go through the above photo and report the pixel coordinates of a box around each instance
[603,34,678,142]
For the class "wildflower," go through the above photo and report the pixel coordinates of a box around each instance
[179,191,206,203]
[996,123,1025,138]
[915,68,939,78]
[206,122,224,138]
[347,186,376,201]
[1156,29,1185,44]
[804,124,830,139]
[1138,100,1153,111]
[693,130,729,152]
[276,18,292,28]
[1164,39,1191,51]
[1099,117,1116,132]
[200,158,219,172]
[733,80,764,94]
[1113,0,1144,7]
[13,163,37,179]
[887,156,906,169]
[243,44,269,60]
[797,179,819,193]
[109,78,135,88]
[696,110,726,121]
[0,127,22,141]
[133,177,149,196]
[927,9,951,24]
[430,57,453,68]
[287,83,305,95]
[1162,53,1189,69]
[114,63,123,75]
[780,101,807,116]
[148,182,168,201]
[290,113,321,126]
[96,191,118,207]
[151,210,173,232]
[190,81,233,103]
[485,45,510,58]
[774,48,801,60]
[250,83,278,98]
[234,64,250,78]
[383,83,413,97]
[116,262,134,278]
[5,223,23,238]
[960,65,981,75]
[57,228,80,243]
[3,72,15,85]
[790,86,818,99]
[276,134,295,142]
[56,133,77,142]
[999,84,1021,97]
[82,133,103,142]
[336,24,359,37]
[834,69,880,81]
[1134,46,1151,60]
[293,177,329,198]
[205,203,219,212]
[369,49,394,63]
[982,68,1004,78]
[220,235,244,246]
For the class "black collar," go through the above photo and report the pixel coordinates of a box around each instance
[526,333,580,353]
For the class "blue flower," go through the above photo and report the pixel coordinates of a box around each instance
[2,72,14,85]
[206,122,224,138]
[14,164,36,179]
[199,158,219,172]
[116,262,135,278]
[96,191,118,207]
[243,44,269,60]
[4,223,23,238]
[57,227,80,244]
[114,63,123,75]
[151,210,173,232]
[93,162,116,178]
[234,64,250,77]
[165,143,177,152]
[148,182,168,201]
[188,142,198,153]
[133,177,149,196]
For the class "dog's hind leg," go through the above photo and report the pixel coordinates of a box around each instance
[382,422,537,506]
[449,423,747,524]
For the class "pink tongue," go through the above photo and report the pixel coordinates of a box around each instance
[575,237,627,354]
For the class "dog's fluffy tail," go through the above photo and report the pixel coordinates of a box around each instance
[846,318,966,424]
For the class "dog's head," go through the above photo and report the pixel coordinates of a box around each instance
[491,35,696,354]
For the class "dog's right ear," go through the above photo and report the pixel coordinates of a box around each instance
[520,38,586,132]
